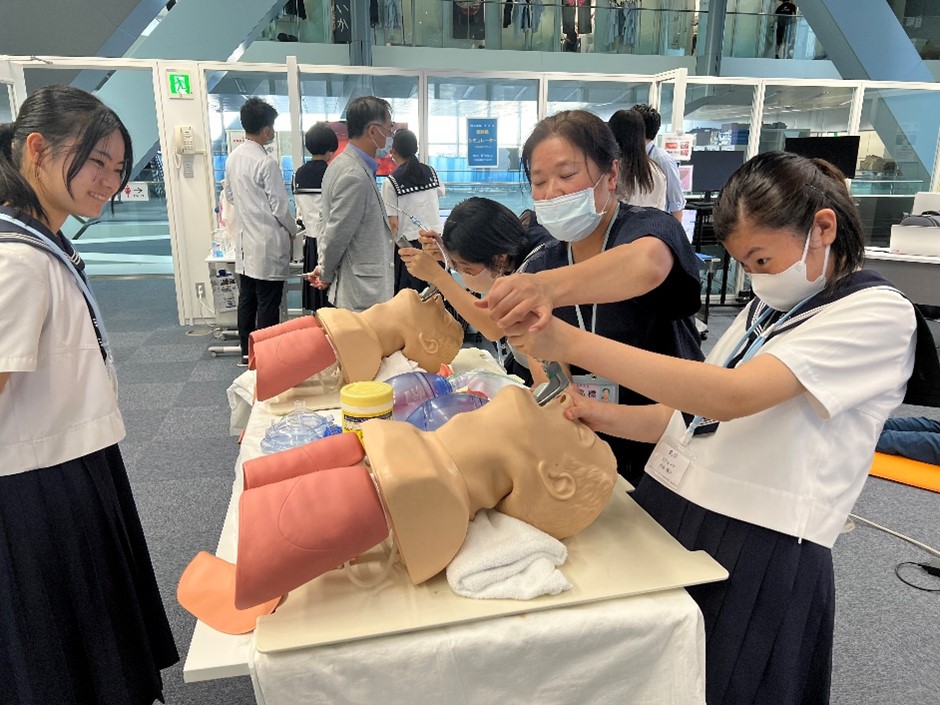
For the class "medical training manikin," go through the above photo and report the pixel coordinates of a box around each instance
[249,288,465,400]
[178,386,617,634]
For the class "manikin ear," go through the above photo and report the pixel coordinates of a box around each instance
[536,459,577,501]
[416,331,440,356]
[811,208,838,248]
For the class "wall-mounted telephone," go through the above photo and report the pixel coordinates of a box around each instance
[174,125,197,173]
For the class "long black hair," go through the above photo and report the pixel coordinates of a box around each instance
[391,128,426,185]
[442,197,530,273]
[0,84,132,225]
[608,109,654,197]
[713,150,864,288]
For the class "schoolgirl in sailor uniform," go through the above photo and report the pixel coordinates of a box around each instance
[0,85,178,705]
[488,151,935,704]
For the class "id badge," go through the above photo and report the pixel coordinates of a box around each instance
[572,373,619,403]
[646,437,694,491]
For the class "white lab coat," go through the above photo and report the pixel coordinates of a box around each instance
[224,140,298,280]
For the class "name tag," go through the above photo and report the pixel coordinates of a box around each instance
[646,438,693,490]
[572,373,618,404]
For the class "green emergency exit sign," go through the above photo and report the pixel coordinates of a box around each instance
[168,72,192,98]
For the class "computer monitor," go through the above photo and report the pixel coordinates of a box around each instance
[784,135,860,179]
[688,150,746,199]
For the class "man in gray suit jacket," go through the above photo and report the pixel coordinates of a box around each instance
[311,96,395,312]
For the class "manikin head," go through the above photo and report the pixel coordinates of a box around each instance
[364,385,618,583]
[357,288,464,372]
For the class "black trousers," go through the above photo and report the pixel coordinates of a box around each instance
[237,274,284,356]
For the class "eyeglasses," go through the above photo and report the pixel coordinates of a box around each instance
[368,122,395,136]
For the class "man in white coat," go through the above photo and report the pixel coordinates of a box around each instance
[224,98,298,364]
[310,96,395,312]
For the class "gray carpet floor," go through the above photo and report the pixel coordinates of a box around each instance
[93,277,939,705]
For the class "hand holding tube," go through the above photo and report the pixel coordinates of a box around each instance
[399,246,448,288]
[418,229,445,262]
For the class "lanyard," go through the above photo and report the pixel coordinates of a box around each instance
[0,211,111,362]
[567,213,617,335]
[681,290,819,443]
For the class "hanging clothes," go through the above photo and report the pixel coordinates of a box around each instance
[606,0,623,48]
[622,0,637,46]
[578,0,592,34]
[562,0,576,35]
[385,0,403,29]
[504,0,514,29]
[512,0,544,38]
[562,0,592,36]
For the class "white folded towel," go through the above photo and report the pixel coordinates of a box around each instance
[446,509,572,600]
[376,351,422,381]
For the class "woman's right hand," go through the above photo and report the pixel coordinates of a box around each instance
[418,229,445,262]
[399,247,446,287]
[561,392,614,435]
[481,273,555,335]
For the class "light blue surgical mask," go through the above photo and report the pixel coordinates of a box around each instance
[372,125,393,159]
[533,175,610,243]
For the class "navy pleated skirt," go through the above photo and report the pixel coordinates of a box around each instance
[633,477,835,705]
[0,445,179,705]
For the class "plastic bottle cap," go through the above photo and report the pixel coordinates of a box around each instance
[340,381,395,441]
[340,381,393,408]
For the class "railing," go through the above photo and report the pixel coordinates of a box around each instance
[722,12,822,61]
[263,1,701,57]
[259,2,863,60]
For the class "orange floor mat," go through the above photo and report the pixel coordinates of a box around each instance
[869,452,940,493]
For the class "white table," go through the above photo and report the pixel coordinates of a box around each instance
[864,247,940,307]
[184,386,720,704]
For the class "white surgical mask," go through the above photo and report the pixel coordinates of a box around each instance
[533,175,609,243]
[749,227,830,311]
[460,267,500,295]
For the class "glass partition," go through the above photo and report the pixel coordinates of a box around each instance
[297,71,420,172]
[682,82,755,168]
[682,81,755,302]
[427,74,539,214]
[853,86,940,245]
[757,84,855,153]
[205,69,292,192]
[546,79,652,119]
[21,66,170,277]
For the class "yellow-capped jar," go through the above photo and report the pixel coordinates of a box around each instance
[340,381,394,441]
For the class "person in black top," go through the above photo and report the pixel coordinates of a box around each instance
[478,110,703,484]
[293,122,337,312]
[775,1,797,58]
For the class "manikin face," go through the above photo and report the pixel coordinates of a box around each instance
[528,135,617,213]
[397,291,464,361]
[30,129,125,228]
